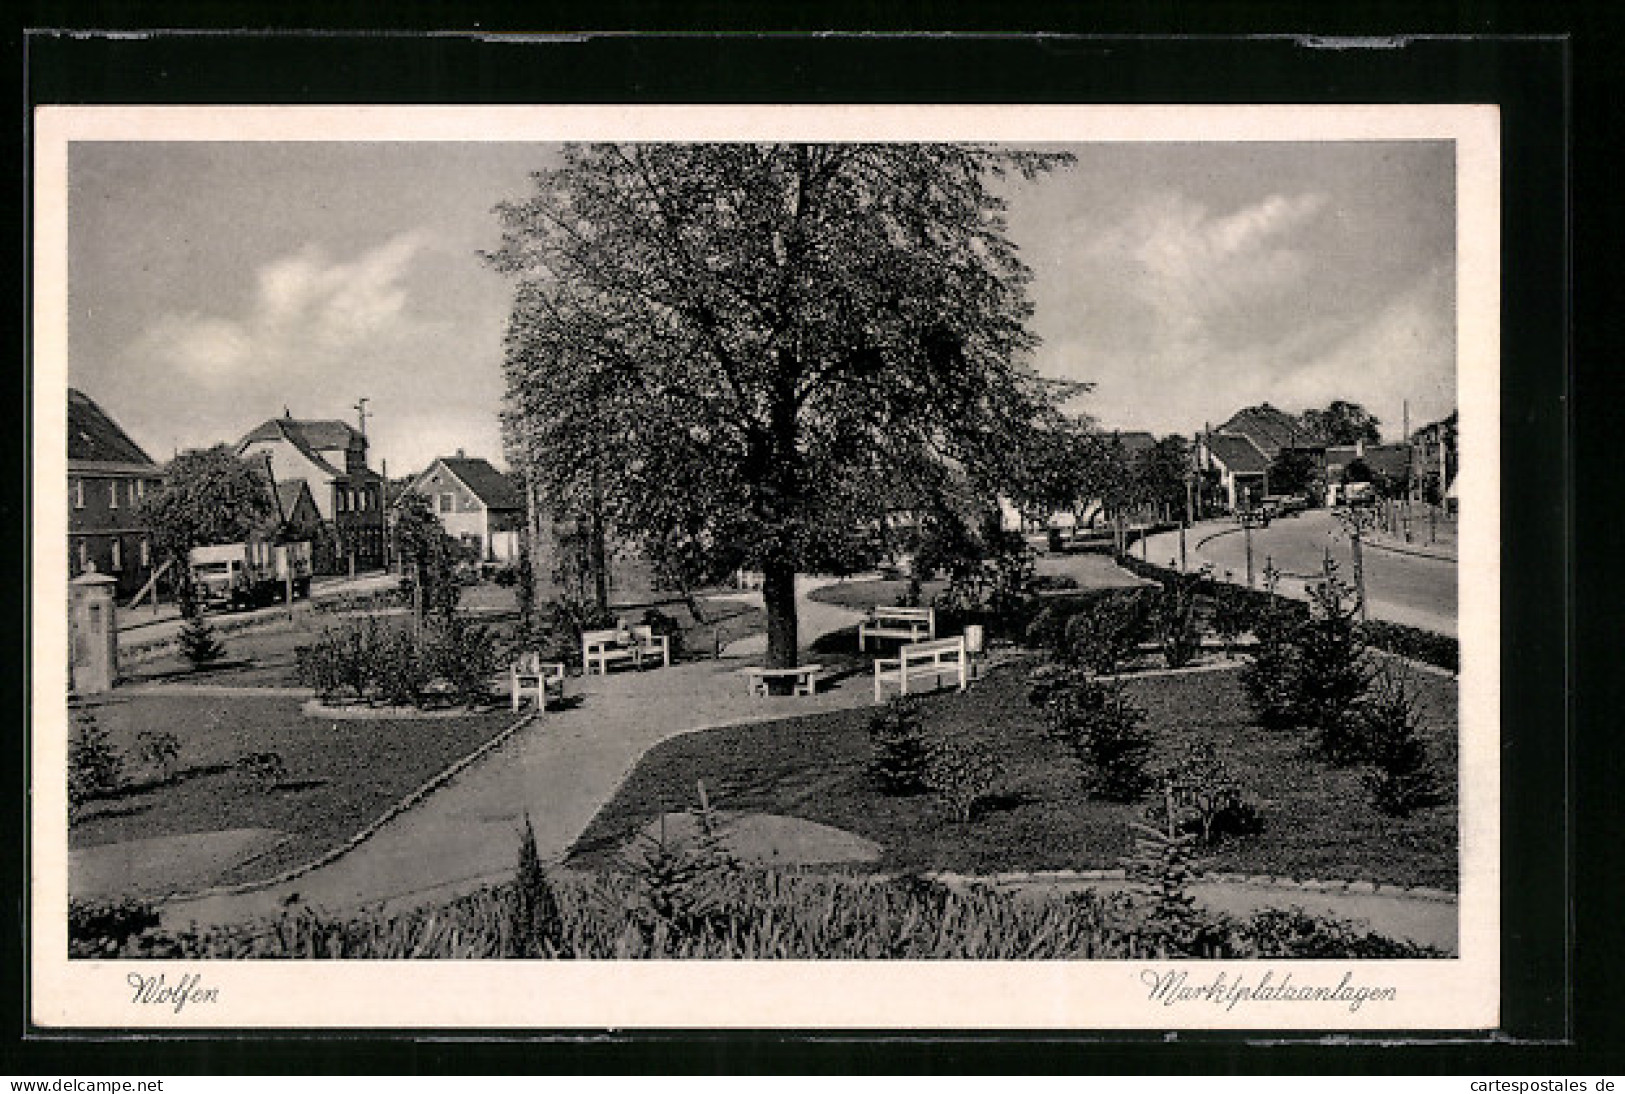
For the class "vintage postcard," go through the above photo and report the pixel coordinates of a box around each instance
[32,104,1498,1029]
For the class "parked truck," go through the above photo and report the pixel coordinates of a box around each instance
[189,541,313,610]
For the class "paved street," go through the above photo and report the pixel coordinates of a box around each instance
[1143,510,1457,636]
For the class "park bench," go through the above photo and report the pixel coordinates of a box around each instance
[510,653,567,712]
[582,624,671,676]
[873,635,968,703]
[743,663,824,698]
[857,605,936,651]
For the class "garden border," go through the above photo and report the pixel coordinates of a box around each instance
[162,706,542,903]
[920,867,1457,904]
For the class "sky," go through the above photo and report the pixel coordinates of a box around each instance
[66,139,1455,476]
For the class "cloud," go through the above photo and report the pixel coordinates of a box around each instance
[132,230,435,389]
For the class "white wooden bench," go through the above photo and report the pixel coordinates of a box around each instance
[510,653,567,711]
[743,664,824,698]
[858,605,936,650]
[582,624,671,676]
[874,635,968,702]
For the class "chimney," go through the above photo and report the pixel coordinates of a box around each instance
[456,447,465,459]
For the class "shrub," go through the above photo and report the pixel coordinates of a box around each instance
[1144,742,1264,847]
[1061,590,1152,674]
[177,611,226,668]
[70,867,1443,961]
[1295,562,1374,765]
[236,751,288,788]
[422,617,501,707]
[134,730,181,784]
[923,738,1005,823]
[1122,820,1234,958]
[1028,664,1153,802]
[627,783,740,936]
[372,625,429,708]
[68,708,123,818]
[69,898,161,957]
[1359,668,1443,816]
[539,593,618,669]
[867,695,932,795]
[1030,574,1079,593]
[1152,575,1204,669]
[1361,620,1458,673]
[1207,578,1253,658]
[510,813,563,957]
[1240,569,1302,732]
[640,607,685,661]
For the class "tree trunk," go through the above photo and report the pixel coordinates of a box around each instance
[761,556,799,670]
[589,468,609,612]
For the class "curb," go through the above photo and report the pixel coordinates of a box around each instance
[920,868,1457,904]
[161,707,542,906]
[1362,537,1458,564]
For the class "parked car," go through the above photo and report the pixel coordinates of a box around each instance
[190,540,313,610]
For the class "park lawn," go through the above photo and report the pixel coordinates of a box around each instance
[568,658,1459,889]
[70,690,520,887]
[806,553,1149,615]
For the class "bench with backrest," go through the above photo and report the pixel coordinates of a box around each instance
[873,635,968,702]
[858,606,936,651]
[582,624,672,676]
[510,652,567,711]
[743,663,824,698]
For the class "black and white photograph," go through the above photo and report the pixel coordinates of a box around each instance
[32,105,1500,1029]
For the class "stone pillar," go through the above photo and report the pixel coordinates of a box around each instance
[69,569,120,695]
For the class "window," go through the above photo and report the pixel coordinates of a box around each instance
[110,539,122,571]
[337,488,349,513]
[140,539,151,568]
[109,481,119,510]
[72,479,84,509]
[439,492,454,514]
[76,540,87,572]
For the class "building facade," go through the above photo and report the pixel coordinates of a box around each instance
[237,414,386,573]
[405,453,524,563]
[68,389,164,598]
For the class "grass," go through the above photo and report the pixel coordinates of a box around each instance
[569,657,1459,889]
[70,690,519,888]
[806,553,1147,615]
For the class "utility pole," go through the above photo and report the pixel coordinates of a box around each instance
[1243,516,1255,589]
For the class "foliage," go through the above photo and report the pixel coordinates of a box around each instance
[923,738,1006,823]
[510,813,564,957]
[1122,820,1234,958]
[1360,621,1458,672]
[1061,590,1152,674]
[626,783,740,936]
[70,867,1444,961]
[867,695,932,795]
[395,493,462,621]
[421,616,502,707]
[1359,668,1443,816]
[1207,577,1253,658]
[1295,561,1374,764]
[236,751,288,788]
[1240,567,1303,732]
[1267,447,1319,496]
[1144,742,1264,847]
[1300,399,1383,446]
[295,614,499,709]
[1027,664,1153,802]
[68,898,161,956]
[491,142,1077,669]
[138,444,274,575]
[1152,574,1204,669]
[640,607,685,661]
[176,611,226,669]
[68,707,123,817]
[134,730,181,783]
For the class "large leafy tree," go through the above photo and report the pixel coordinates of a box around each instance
[139,445,273,578]
[1301,400,1382,446]
[490,143,1074,667]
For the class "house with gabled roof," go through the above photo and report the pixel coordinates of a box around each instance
[236,411,385,572]
[68,388,165,597]
[1196,431,1271,512]
[1214,402,1331,460]
[404,451,525,563]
